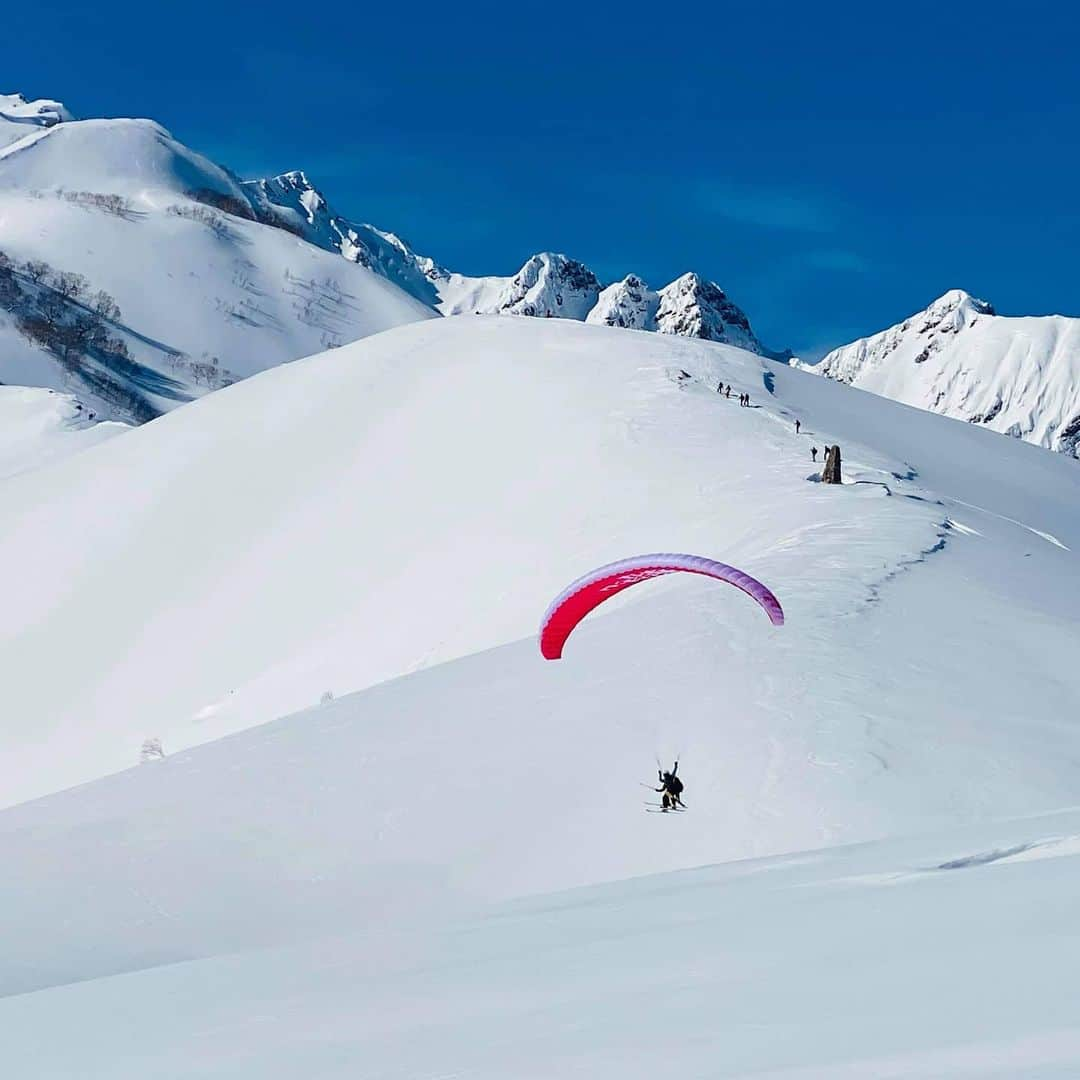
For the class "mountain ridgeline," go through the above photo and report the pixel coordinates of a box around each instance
[1,91,1077,459]
[246,170,772,353]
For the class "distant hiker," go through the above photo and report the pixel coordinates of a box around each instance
[725,386,731,399]
[811,446,818,463]
[795,419,801,434]
[717,382,724,394]
[655,762,685,811]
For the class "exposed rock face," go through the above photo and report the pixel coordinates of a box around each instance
[586,275,659,330]
[496,253,601,320]
[654,273,762,353]
[821,444,842,484]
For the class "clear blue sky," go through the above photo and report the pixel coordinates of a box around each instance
[7,0,1078,356]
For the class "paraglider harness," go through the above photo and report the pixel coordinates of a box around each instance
[656,761,685,810]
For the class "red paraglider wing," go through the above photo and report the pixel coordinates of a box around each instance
[539,553,783,660]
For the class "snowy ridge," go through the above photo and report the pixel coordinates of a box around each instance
[0,102,434,423]
[244,171,443,306]
[1,314,1078,814]
[0,313,1079,1074]
[0,94,774,368]
[814,289,1080,457]
[251,169,770,351]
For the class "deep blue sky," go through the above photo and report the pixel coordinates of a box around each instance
[7,1,1079,356]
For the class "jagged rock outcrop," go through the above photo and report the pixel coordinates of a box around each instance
[494,253,600,320]
[821,444,842,484]
[654,273,762,352]
[586,275,659,330]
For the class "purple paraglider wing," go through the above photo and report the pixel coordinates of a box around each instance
[539,553,784,660]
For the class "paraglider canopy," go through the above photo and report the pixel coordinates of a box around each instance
[539,553,783,660]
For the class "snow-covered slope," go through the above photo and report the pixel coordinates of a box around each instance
[0,99,434,423]
[1,315,1078,822]
[1,314,1079,1073]
[250,169,770,350]
[5,795,1080,1077]
[815,289,1080,457]
[245,170,444,307]
[0,385,127,480]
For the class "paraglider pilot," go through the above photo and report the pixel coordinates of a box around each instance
[656,761,685,811]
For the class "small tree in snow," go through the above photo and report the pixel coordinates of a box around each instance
[24,259,51,284]
[92,290,121,321]
[54,271,89,300]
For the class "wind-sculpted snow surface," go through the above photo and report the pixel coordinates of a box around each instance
[814,289,1080,457]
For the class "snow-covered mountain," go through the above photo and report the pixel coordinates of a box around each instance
[1,314,1078,1074]
[2,314,1078,812]
[586,273,658,329]
[5,87,1080,1078]
[584,270,766,352]
[250,169,770,351]
[653,271,761,349]
[813,289,1080,458]
[0,90,775,426]
[0,96,434,423]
